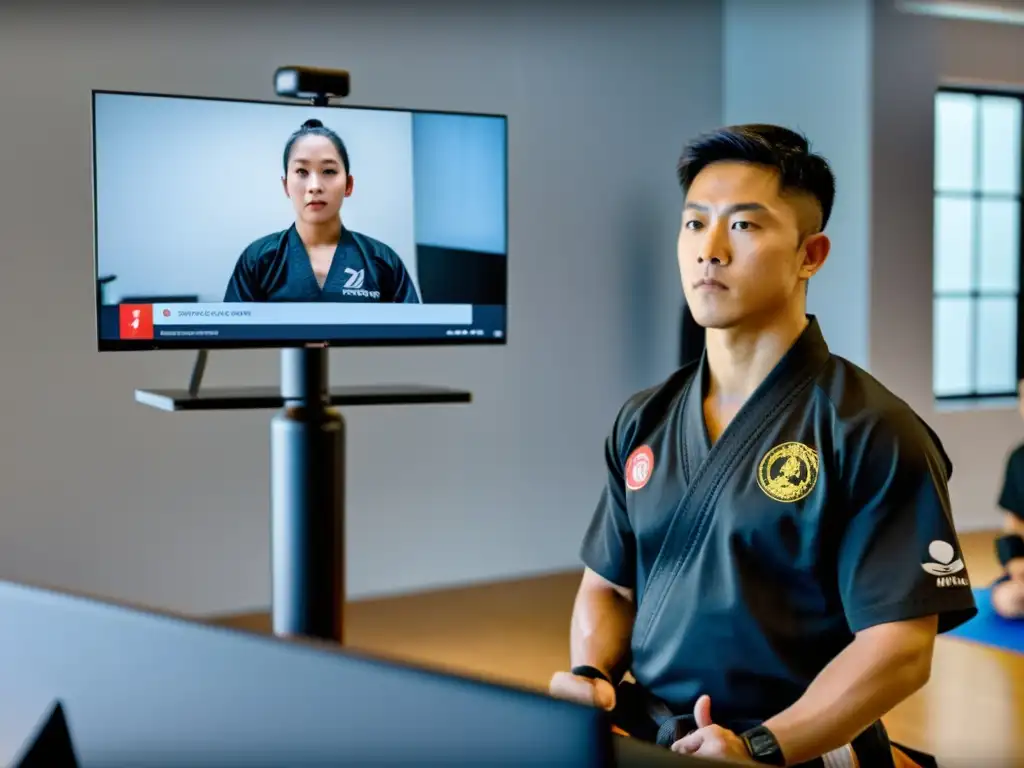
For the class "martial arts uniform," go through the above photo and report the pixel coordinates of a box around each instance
[994,444,1024,588]
[997,444,1024,530]
[580,315,977,766]
[224,224,420,303]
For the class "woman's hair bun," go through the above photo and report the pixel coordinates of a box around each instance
[302,118,324,129]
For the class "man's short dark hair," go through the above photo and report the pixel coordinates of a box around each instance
[676,124,836,234]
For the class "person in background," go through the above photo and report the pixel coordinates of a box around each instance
[992,380,1024,620]
[224,118,420,304]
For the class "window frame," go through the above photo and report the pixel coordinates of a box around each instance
[933,85,1024,403]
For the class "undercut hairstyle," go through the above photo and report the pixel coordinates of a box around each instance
[676,124,835,236]
[283,118,351,176]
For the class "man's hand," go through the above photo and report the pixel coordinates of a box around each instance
[671,695,756,763]
[548,670,617,711]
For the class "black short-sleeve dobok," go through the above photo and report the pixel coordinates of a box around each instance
[998,443,1024,522]
[223,224,420,304]
[579,315,977,724]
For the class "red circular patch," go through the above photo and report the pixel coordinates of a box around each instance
[625,445,654,491]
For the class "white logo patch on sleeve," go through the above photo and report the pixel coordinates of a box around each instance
[921,540,969,588]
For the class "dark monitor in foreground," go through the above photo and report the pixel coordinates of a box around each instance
[91,90,508,351]
[0,580,611,767]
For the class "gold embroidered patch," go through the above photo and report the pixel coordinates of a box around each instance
[757,442,818,503]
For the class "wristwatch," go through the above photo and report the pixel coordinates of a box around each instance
[570,665,612,684]
[740,725,786,765]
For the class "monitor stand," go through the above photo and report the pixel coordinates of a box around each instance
[135,347,471,644]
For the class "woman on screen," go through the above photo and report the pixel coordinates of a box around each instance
[223,118,420,303]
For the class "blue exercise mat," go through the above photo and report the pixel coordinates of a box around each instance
[944,587,1024,654]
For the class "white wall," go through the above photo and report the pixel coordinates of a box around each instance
[721,0,873,369]
[869,0,1024,531]
[0,1,722,614]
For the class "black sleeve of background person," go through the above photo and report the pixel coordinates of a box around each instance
[415,245,506,305]
[836,408,977,635]
[579,409,638,591]
[998,444,1024,521]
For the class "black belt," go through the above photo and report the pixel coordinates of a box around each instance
[611,680,896,768]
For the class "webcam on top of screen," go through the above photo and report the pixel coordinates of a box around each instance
[274,66,351,104]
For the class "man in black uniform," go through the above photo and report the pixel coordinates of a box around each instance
[992,383,1024,620]
[549,124,977,767]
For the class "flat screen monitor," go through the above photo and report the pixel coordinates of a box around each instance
[91,90,508,351]
[0,580,612,767]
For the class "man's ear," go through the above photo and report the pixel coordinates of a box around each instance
[798,232,830,280]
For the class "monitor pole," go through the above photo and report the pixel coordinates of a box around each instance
[271,90,341,643]
[139,341,471,648]
[271,346,344,643]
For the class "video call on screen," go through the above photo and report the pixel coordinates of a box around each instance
[92,91,508,346]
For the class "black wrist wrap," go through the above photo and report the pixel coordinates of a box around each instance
[996,533,1024,567]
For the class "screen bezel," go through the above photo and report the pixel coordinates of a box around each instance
[90,88,509,352]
